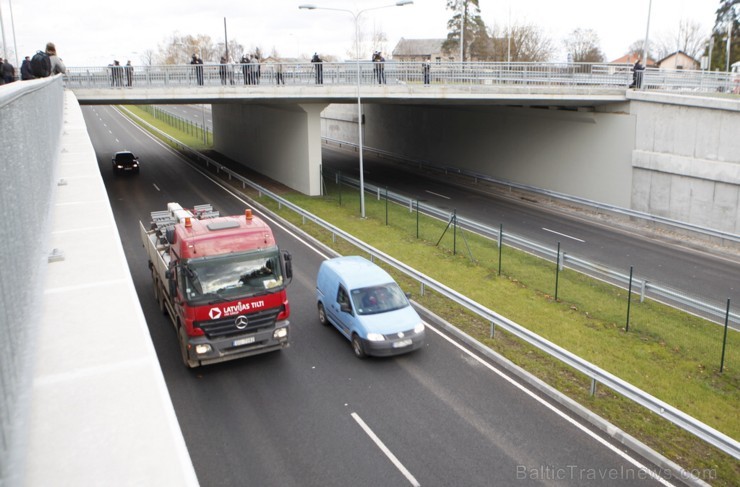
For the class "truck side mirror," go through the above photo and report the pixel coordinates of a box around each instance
[283,251,293,279]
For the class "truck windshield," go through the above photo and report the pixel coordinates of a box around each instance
[350,282,409,315]
[183,250,283,303]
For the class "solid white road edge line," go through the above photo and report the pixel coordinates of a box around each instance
[351,412,422,487]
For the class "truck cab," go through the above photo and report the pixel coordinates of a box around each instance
[141,203,292,367]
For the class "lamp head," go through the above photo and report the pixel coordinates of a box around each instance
[396,0,413,5]
[299,4,316,9]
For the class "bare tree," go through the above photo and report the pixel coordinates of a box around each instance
[627,39,656,61]
[158,33,216,64]
[139,49,155,66]
[563,28,605,63]
[346,18,389,60]
[654,19,708,60]
[224,40,244,63]
[487,22,555,62]
[370,22,389,58]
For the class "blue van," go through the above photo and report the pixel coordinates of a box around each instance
[316,256,425,358]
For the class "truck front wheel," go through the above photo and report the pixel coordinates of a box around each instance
[178,326,199,368]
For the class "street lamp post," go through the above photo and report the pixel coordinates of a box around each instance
[642,0,653,67]
[726,19,733,73]
[299,1,413,218]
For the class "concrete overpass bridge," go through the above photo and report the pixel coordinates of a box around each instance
[70,78,631,202]
[2,71,739,485]
[67,63,740,230]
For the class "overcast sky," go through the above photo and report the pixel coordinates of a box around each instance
[0,0,723,66]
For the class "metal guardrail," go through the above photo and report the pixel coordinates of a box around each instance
[118,105,740,459]
[324,137,740,329]
[64,62,740,94]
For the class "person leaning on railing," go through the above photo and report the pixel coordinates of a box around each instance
[46,42,66,75]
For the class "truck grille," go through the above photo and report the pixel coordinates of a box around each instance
[196,308,280,339]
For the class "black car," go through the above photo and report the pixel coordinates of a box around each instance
[112,151,140,174]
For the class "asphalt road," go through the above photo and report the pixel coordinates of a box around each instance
[81,105,676,486]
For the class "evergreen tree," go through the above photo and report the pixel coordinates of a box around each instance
[442,0,488,61]
[708,0,739,71]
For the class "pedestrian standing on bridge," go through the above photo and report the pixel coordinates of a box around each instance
[311,52,323,85]
[275,61,285,85]
[250,53,261,85]
[110,60,123,87]
[630,58,644,89]
[240,54,249,85]
[191,53,204,86]
[21,56,34,80]
[219,57,229,85]
[245,54,255,85]
[372,51,386,84]
[1,58,15,83]
[125,60,133,87]
[422,57,431,86]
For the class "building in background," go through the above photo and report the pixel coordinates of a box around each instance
[392,38,456,63]
[656,51,700,70]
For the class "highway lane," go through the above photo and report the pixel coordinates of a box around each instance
[154,103,739,310]
[321,147,740,310]
[82,105,673,486]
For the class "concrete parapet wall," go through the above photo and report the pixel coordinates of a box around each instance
[0,77,64,485]
[0,80,198,486]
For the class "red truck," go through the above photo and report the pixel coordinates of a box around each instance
[140,203,292,367]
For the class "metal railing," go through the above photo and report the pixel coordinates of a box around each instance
[117,105,740,459]
[61,62,740,94]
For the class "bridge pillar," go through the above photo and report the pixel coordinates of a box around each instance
[212,102,327,196]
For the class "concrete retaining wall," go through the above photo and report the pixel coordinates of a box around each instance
[323,94,740,234]
[213,102,326,195]
[323,102,636,208]
[629,92,740,234]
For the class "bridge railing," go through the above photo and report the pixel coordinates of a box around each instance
[63,62,740,94]
[62,62,634,90]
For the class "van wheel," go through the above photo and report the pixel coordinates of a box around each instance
[178,326,198,368]
[351,334,366,359]
[318,303,329,326]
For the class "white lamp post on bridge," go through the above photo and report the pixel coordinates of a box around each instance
[299,1,413,218]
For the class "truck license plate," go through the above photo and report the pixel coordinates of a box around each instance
[393,339,412,348]
[233,336,255,347]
